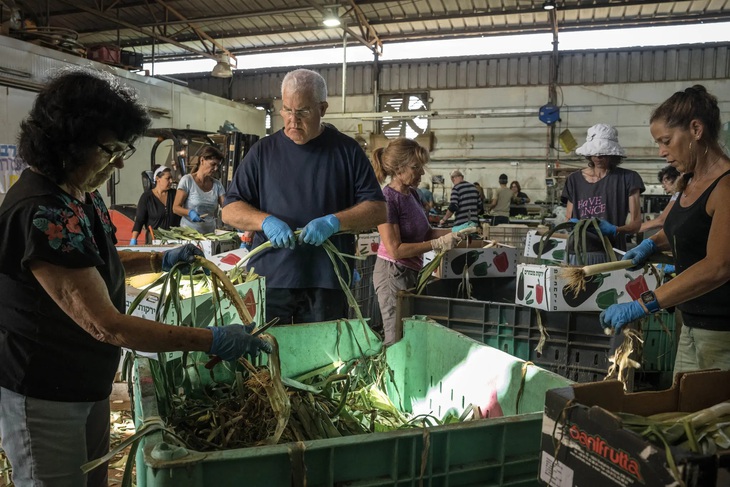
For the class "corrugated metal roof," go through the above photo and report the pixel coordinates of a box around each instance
[2,1,728,63]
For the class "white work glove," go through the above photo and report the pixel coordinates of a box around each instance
[430,233,462,252]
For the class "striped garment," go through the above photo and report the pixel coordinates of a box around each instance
[449,181,482,225]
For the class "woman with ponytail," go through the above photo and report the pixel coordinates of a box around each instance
[601,85,730,374]
[370,138,462,345]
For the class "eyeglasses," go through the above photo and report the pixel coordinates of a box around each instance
[98,143,136,160]
[280,107,315,119]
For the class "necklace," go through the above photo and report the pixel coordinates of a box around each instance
[694,153,724,181]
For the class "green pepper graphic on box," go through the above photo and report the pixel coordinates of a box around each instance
[596,289,624,310]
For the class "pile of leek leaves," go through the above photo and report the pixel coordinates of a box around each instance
[91,233,475,486]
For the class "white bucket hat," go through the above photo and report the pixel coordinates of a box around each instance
[575,123,626,157]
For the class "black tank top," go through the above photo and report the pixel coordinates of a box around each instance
[664,169,730,330]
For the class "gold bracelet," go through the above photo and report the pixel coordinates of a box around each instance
[149,252,157,273]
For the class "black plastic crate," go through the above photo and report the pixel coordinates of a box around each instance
[348,254,382,330]
[397,293,675,386]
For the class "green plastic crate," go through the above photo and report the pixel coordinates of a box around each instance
[641,311,677,372]
[133,318,570,487]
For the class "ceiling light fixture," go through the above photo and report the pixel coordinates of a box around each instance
[543,0,556,10]
[211,53,233,78]
[323,6,341,27]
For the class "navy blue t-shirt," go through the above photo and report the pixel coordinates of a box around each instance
[225,126,384,289]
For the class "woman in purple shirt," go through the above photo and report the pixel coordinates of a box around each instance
[371,138,461,345]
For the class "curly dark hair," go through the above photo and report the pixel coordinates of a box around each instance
[657,165,680,184]
[18,69,151,184]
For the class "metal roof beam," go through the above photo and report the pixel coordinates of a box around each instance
[54,0,222,61]
[153,0,234,61]
[126,11,730,60]
[73,6,316,34]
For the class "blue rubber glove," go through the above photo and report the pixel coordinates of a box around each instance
[599,301,647,334]
[188,209,203,222]
[568,218,579,224]
[208,323,272,361]
[622,239,657,269]
[262,215,295,249]
[657,263,676,274]
[452,221,477,233]
[129,238,137,246]
[596,219,617,237]
[240,241,252,251]
[299,214,340,246]
[161,244,205,272]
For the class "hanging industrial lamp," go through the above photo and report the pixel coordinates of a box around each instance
[211,53,233,78]
[543,0,556,10]
[323,6,341,27]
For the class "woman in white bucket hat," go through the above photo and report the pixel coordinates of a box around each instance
[562,123,644,263]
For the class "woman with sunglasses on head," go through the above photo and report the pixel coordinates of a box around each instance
[0,69,270,487]
[173,145,226,234]
[129,165,181,244]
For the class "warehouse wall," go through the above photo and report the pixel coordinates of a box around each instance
[0,36,265,206]
[179,43,730,201]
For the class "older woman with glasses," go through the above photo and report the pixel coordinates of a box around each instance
[173,145,226,234]
[0,69,270,487]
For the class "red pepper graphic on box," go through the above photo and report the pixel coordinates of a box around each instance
[624,273,649,300]
[535,284,544,304]
[493,252,510,272]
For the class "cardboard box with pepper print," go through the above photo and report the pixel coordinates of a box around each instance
[356,232,380,256]
[523,230,568,261]
[514,263,661,312]
[435,240,518,279]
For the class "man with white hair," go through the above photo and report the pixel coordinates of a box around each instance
[223,68,386,324]
[439,170,482,226]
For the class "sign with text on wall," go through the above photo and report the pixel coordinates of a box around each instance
[0,144,26,193]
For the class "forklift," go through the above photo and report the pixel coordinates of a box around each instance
[139,128,259,192]
[108,128,259,244]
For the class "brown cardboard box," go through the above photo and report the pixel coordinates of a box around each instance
[539,370,730,486]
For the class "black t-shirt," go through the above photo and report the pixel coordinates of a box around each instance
[224,126,384,289]
[132,189,180,233]
[664,169,730,330]
[0,169,123,401]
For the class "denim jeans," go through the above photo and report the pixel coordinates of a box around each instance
[0,387,109,487]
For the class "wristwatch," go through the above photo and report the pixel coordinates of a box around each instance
[640,290,661,314]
